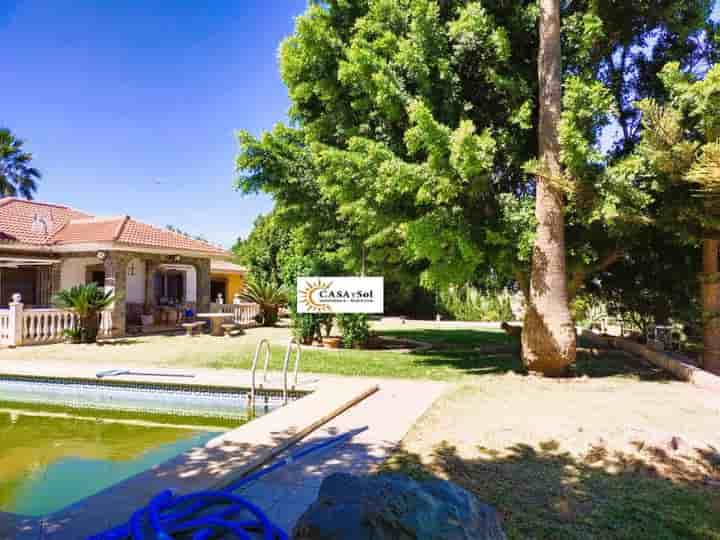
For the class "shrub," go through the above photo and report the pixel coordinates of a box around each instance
[291,313,322,344]
[240,277,288,326]
[439,285,514,321]
[53,283,115,343]
[336,313,370,348]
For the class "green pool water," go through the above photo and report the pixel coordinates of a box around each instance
[0,401,240,517]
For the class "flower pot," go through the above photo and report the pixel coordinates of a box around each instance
[323,336,342,349]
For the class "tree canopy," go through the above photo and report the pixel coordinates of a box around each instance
[0,128,40,199]
[235,0,717,298]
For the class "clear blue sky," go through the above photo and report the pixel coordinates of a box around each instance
[1,0,307,248]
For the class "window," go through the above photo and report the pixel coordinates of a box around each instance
[90,271,105,287]
[154,270,185,305]
[1,268,37,305]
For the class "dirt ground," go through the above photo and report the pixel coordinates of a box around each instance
[387,367,720,539]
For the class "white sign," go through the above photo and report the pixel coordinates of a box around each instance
[297,277,383,314]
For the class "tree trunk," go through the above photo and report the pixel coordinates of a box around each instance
[521,0,576,376]
[702,238,720,374]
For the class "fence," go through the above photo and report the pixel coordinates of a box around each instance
[209,302,261,326]
[0,302,113,346]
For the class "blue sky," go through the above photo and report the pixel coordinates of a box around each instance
[1,1,307,248]
[3,2,719,248]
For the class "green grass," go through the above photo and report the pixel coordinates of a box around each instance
[167,328,668,381]
[173,327,519,380]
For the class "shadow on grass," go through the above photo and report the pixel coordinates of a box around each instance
[383,439,720,539]
[380,328,675,381]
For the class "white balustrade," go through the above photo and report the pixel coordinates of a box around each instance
[0,302,114,346]
[209,302,260,326]
[0,311,10,345]
[22,309,77,344]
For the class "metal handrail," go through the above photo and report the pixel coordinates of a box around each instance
[282,338,301,404]
[250,338,271,406]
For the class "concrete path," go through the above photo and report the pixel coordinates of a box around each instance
[0,367,446,539]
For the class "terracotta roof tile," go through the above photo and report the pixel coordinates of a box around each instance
[210,260,247,274]
[115,218,229,256]
[0,198,91,244]
[0,198,229,256]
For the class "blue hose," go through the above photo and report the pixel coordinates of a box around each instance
[87,429,363,540]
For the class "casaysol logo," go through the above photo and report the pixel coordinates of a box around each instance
[297,277,383,314]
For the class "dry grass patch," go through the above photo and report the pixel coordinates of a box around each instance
[383,373,720,539]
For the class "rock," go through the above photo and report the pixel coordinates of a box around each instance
[292,473,506,540]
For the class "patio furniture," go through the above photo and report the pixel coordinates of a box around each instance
[182,321,205,337]
[196,312,234,336]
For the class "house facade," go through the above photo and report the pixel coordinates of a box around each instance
[0,198,239,337]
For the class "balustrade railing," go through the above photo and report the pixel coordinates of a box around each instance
[0,303,113,346]
[209,302,260,326]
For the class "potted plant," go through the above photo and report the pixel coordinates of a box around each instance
[141,303,154,327]
[54,283,115,344]
[63,327,83,344]
[292,313,320,345]
[336,314,371,349]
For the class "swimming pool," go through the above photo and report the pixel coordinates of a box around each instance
[0,376,296,517]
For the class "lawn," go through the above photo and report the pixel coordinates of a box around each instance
[0,324,673,381]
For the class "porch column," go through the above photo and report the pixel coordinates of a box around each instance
[104,252,128,337]
[145,259,159,311]
[195,259,211,312]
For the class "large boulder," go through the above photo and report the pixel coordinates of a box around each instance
[292,473,506,540]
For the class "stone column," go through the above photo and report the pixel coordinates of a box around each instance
[104,252,128,337]
[195,258,211,313]
[145,259,159,310]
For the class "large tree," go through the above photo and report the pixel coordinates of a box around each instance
[0,128,40,199]
[636,62,720,374]
[522,0,575,375]
[236,0,715,371]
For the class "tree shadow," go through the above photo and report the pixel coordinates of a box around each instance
[383,439,720,539]
[388,328,674,381]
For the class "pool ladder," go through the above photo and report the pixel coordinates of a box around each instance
[249,337,301,407]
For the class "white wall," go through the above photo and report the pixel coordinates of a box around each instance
[59,257,98,291]
[125,257,146,303]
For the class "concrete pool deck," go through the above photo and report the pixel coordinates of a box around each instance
[0,363,446,539]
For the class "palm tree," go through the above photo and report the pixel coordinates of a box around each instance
[54,283,115,343]
[239,278,288,326]
[522,0,577,376]
[0,128,40,199]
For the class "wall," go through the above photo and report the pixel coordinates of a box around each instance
[211,272,245,301]
[59,257,98,290]
[125,257,146,303]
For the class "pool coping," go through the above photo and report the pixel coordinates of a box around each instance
[0,374,380,540]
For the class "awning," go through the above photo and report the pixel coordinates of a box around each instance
[0,257,59,268]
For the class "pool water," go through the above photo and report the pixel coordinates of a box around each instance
[0,401,236,517]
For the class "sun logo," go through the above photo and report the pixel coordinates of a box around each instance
[299,279,332,312]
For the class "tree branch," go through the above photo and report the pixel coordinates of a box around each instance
[568,249,624,300]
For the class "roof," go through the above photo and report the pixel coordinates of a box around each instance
[0,198,229,257]
[0,198,91,245]
[210,260,247,274]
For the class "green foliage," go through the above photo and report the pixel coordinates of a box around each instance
[239,277,288,326]
[53,283,115,344]
[336,313,371,348]
[291,313,322,344]
[440,285,514,322]
[291,312,334,344]
[0,128,40,199]
[235,0,715,302]
[233,212,291,283]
